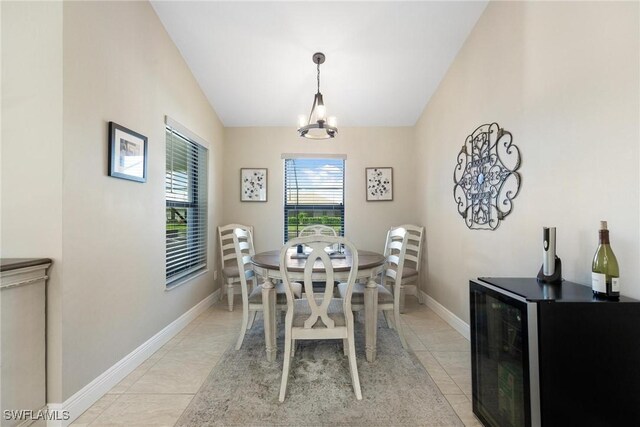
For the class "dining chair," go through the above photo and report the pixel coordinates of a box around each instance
[232,228,302,351]
[278,235,362,402]
[298,224,338,237]
[340,227,409,349]
[388,224,425,310]
[298,224,339,252]
[218,224,254,311]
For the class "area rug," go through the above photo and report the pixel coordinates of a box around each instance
[176,315,464,426]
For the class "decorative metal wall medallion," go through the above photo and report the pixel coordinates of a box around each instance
[453,123,521,230]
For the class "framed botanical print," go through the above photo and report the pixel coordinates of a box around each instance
[241,168,268,202]
[108,122,148,183]
[366,167,393,201]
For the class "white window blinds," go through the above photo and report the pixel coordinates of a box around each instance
[166,126,208,285]
[283,158,345,242]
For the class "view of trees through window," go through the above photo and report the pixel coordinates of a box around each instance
[284,158,345,242]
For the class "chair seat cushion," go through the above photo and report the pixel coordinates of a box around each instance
[292,298,345,328]
[248,281,302,305]
[222,265,239,278]
[337,282,394,305]
[402,268,418,279]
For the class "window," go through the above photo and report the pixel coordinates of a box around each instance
[284,157,345,242]
[165,124,208,285]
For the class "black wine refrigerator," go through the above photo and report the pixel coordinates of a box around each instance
[469,278,640,427]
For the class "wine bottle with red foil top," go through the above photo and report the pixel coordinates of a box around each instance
[591,221,620,299]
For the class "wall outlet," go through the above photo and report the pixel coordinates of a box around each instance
[214,270,218,280]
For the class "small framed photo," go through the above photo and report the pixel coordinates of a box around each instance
[108,122,148,183]
[241,168,268,202]
[366,167,393,201]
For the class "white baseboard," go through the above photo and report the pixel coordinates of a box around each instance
[47,289,219,427]
[420,290,470,341]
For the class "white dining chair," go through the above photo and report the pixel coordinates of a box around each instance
[218,224,254,311]
[278,235,362,402]
[232,228,302,350]
[387,224,425,310]
[298,224,339,252]
[298,224,338,237]
[340,227,409,349]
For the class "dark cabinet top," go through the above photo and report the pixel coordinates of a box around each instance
[478,277,639,303]
[0,258,52,272]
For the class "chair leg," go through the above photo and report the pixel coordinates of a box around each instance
[247,310,257,330]
[235,303,249,350]
[383,310,394,329]
[279,333,293,402]
[347,336,362,400]
[416,283,424,304]
[227,280,235,312]
[394,303,408,350]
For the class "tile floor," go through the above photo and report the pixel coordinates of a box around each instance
[72,296,482,426]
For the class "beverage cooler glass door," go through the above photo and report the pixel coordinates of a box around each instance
[470,281,531,427]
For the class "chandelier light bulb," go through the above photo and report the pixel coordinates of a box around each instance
[298,115,307,128]
[316,104,326,121]
[328,116,337,127]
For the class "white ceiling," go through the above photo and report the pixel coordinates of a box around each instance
[151,1,487,127]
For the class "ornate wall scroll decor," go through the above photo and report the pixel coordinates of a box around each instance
[453,123,521,230]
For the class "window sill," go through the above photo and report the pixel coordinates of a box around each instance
[165,268,209,292]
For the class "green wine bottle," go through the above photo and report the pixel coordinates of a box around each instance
[591,221,620,298]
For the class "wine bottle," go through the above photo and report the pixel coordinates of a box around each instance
[591,221,620,298]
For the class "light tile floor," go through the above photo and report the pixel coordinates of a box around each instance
[72,296,482,426]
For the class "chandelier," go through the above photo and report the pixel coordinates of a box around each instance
[297,52,337,140]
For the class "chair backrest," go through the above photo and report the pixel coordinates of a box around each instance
[382,227,409,295]
[232,228,256,298]
[279,235,358,329]
[397,224,424,272]
[298,224,338,238]
[218,224,254,269]
[298,225,339,252]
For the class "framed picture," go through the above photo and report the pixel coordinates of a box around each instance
[108,122,148,183]
[241,168,268,202]
[366,167,393,201]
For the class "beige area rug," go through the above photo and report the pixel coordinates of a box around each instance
[176,315,464,426]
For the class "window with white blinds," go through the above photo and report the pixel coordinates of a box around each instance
[165,126,208,285]
[284,158,345,242]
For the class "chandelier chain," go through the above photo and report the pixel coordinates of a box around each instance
[317,62,321,94]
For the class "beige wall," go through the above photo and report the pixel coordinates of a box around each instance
[223,127,417,254]
[414,1,640,322]
[60,1,224,400]
[2,0,224,402]
[1,0,65,401]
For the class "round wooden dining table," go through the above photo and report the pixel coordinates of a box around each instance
[251,248,385,363]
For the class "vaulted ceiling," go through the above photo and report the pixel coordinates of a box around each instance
[151,1,487,127]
